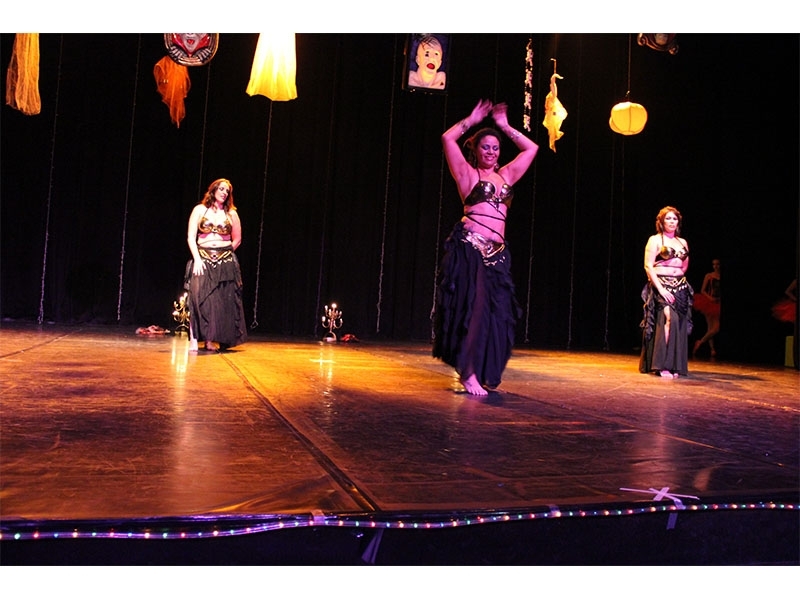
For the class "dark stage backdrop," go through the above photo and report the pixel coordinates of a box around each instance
[2,34,798,365]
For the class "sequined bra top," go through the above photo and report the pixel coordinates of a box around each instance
[464,179,514,207]
[198,209,232,236]
[657,234,689,261]
[462,174,514,243]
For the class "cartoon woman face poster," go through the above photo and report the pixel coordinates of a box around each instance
[404,34,450,93]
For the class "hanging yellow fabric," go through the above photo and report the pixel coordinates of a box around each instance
[543,71,567,152]
[246,33,298,101]
[5,33,41,116]
[153,56,191,128]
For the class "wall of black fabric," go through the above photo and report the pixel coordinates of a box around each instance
[1,33,797,364]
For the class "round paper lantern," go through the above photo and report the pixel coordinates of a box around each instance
[609,101,648,135]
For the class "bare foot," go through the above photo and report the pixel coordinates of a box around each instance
[672,373,680,379]
[659,370,674,379]
[189,339,198,352]
[205,341,218,351]
[462,374,488,396]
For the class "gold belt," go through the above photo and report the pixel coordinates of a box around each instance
[199,247,233,261]
[464,230,504,259]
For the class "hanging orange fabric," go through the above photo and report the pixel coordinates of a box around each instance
[153,56,191,127]
[5,33,41,116]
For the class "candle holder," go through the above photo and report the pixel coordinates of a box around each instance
[321,303,343,342]
[172,292,190,333]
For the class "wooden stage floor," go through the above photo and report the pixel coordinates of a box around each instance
[1,322,798,565]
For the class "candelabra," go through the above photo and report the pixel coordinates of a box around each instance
[321,303,343,342]
[172,292,190,333]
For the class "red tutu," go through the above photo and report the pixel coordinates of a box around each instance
[771,298,797,323]
[693,294,720,318]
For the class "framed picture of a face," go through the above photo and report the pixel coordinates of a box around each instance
[164,34,219,66]
[404,34,450,93]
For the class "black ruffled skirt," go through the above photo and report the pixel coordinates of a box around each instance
[639,277,693,375]
[185,247,247,348]
[432,221,521,388]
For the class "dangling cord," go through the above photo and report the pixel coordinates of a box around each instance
[492,35,500,99]
[38,35,63,326]
[566,37,583,350]
[604,130,617,351]
[196,63,212,200]
[522,35,541,344]
[429,93,449,341]
[314,36,340,338]
[376,36,399,334]
[116,34,141,323]
[250,101,273,329]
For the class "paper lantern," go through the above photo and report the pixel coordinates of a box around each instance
[246,33,298,101]
[609,101,648,135]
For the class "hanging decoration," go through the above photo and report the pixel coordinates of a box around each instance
[609,101,648,135]
[154,34,219,128]
[637,34,679,55]
[610,35,648,136]
[246,33,298,101]
[5,33,41,116]
[542,58,567,152]
[153,57,191,127]
[523,36,534,132]
[164,33,218,66]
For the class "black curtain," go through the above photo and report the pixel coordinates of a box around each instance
[2,33,798,365]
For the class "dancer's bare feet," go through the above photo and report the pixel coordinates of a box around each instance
[659,370,675,379]
[462,373,488,396]
[205,341,218,351]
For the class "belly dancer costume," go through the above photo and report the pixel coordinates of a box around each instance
[639,238,693,375]
[433,175,522,389]
[185,210,247,348]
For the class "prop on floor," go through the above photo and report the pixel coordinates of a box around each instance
[135,325,170,335]
[322,303,343,342]
[172,292,190,332]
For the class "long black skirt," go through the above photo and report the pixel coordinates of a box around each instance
[185,249,247,348]
[639,277,693,375]
[432,221,521,388]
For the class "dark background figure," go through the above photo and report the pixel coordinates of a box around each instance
[693,258,721,358]
[772,277,799,369]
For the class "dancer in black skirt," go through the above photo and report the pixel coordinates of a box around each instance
[433,99,539,395]
[185,178,247,352]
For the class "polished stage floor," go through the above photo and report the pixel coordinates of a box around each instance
[1,322,798,565]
